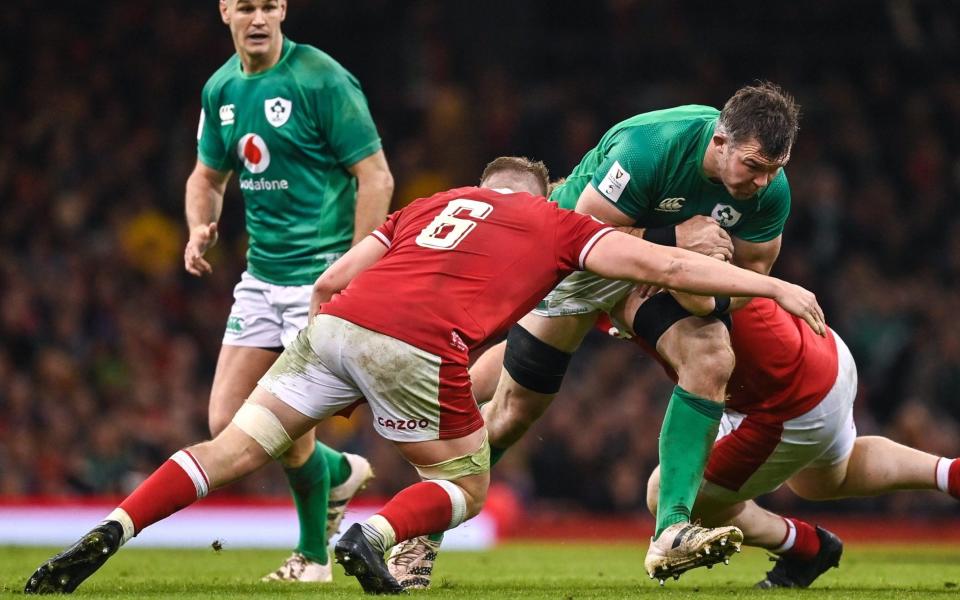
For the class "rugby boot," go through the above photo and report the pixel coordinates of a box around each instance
[387,535,442,590]
[644,522,743,585]
[261,552,333,582]
[25,520,123,594]
[328,453,375,538]
[334,523,404,594]
[756,525,842,588]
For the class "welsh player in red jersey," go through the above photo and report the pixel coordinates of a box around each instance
[617,295,960,589]
[25,157,825,595]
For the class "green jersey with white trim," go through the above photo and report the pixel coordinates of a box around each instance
[549,105,790,243]
[197,38,382,285]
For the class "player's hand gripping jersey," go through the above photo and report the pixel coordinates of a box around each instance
[321,187,614,364]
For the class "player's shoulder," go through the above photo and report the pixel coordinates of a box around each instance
[201,54,242,98]
[285,42,357,88]
[608,105,717,163]
[620,105,716,142]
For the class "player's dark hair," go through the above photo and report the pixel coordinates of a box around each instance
[718,81,800,161]
[480,156,550,196]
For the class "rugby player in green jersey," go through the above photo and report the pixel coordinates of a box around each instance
[387,83,801,587]
[183,0,394,583]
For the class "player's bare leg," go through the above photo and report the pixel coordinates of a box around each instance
[614,291,741,582]
[25,387,318,594]
[787,436,947,500]
[210,345,368,582]
[468,341,505,406]
[335,429,489,595]
[482,312,596,461]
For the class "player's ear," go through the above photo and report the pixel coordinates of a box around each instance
[219,0,230,25]
[279,0,287,21]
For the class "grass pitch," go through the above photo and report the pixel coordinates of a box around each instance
[2,542,959,598]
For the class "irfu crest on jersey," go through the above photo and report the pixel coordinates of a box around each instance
[711,203,743,228]
[264,97,292,127]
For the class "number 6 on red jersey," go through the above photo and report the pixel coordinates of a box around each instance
[415,199,493,250]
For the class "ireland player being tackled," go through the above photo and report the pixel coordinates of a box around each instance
[183,0,394,583]
[387,83,801,587]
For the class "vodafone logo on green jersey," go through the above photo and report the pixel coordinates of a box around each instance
[237,133,271,174]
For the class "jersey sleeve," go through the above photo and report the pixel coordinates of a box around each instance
[553,208,615,271]
[372,209,402,248]
[589,128,661,221]
[733,171,791,242]
[314,69,383,168]
[196,82,232,172]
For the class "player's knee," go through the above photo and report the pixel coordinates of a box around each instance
[230,401,294,460]
[460,479,488,519]
[502,325,571,396]
[673,328,735,392]
[646,467,661,516]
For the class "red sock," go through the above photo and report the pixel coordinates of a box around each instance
[377,481,465,542]
[941,458,960,499]
[118,450,209,534]
[778,517,820,560]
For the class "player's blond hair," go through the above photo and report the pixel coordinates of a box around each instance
[480,156,550,197]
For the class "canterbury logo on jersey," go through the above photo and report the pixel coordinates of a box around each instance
[219,104,236,126]
[655,197,685,212]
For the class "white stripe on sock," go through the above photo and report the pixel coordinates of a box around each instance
[362,514,397,554]
[428,480,468,529]
[171,450,209,498]
[103,508,136,545]
[936,458,953,493]
[772,518,797,554]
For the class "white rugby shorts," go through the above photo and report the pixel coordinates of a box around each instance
[533,271,634,317]
[258,314,482,442]
[222,271,312,349]
[700,335,858,503]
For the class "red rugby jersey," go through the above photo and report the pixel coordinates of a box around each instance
[321,186,613,364]
[725,297,838,419]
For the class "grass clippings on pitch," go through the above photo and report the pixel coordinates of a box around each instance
[2,542,959,598]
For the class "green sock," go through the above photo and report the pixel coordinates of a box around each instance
[285,442,331,564]
[655,386,723,539]
[315,441,352,488]
[490,444,508,466]
[427,532,445,543]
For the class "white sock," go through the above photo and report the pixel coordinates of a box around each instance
[103,507,136,545]
[361,514,397,555]
[936,458,954,493]
[772,518,797,554]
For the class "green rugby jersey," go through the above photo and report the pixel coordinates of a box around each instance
[197,38,382,285]
[550,105,790,243]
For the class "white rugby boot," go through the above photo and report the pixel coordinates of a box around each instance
[327,453,376,538]
[386,535,442,590]
[261,552,333,583]
[644,522,743,585]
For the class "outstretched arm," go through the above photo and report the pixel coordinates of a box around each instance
[584,231,825,335]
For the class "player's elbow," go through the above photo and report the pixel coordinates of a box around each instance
[362,165,395,199]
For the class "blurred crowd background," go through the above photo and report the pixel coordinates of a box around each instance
[3,1,960,520]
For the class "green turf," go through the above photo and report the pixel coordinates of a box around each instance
[3,543,960,598]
